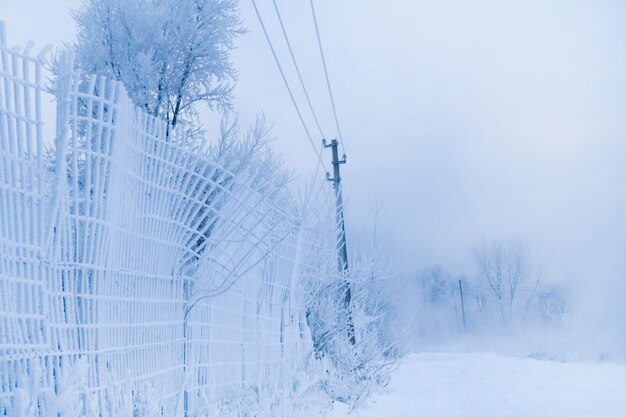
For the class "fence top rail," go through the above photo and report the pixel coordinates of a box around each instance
[0,30,51,63]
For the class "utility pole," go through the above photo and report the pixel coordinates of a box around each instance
[458,279,467,332]
[324,138,356,345]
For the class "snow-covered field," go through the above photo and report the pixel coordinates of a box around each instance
[330,352,626,417]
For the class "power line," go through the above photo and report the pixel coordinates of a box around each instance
[251,0,328,173]
[309,0,346,156]
[271,0,325,140]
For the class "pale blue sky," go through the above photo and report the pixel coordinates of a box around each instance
[2,0,625,290]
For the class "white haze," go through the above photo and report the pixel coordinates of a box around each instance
[2,0,625,358]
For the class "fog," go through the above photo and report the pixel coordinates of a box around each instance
[3,0,625,358]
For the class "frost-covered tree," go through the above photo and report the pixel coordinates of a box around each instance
[71,0,242,135]
[473,238,530,323]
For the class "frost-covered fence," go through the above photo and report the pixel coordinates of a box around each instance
[0,34,337,416]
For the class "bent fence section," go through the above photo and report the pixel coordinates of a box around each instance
[0,32,336,416]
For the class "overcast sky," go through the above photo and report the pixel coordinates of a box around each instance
[2,0,625,288]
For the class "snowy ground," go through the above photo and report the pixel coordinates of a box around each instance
[329,352,626,417]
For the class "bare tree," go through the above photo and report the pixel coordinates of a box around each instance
[473,238,529,324]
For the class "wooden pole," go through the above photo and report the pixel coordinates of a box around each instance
[459,279,467,332]
[324,138,356,345]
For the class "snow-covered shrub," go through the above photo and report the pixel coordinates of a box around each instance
[0,359,88,417]
[303,212,401,411]
[197,359,330,417]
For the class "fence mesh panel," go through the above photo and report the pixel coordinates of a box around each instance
[0,39,337,416]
